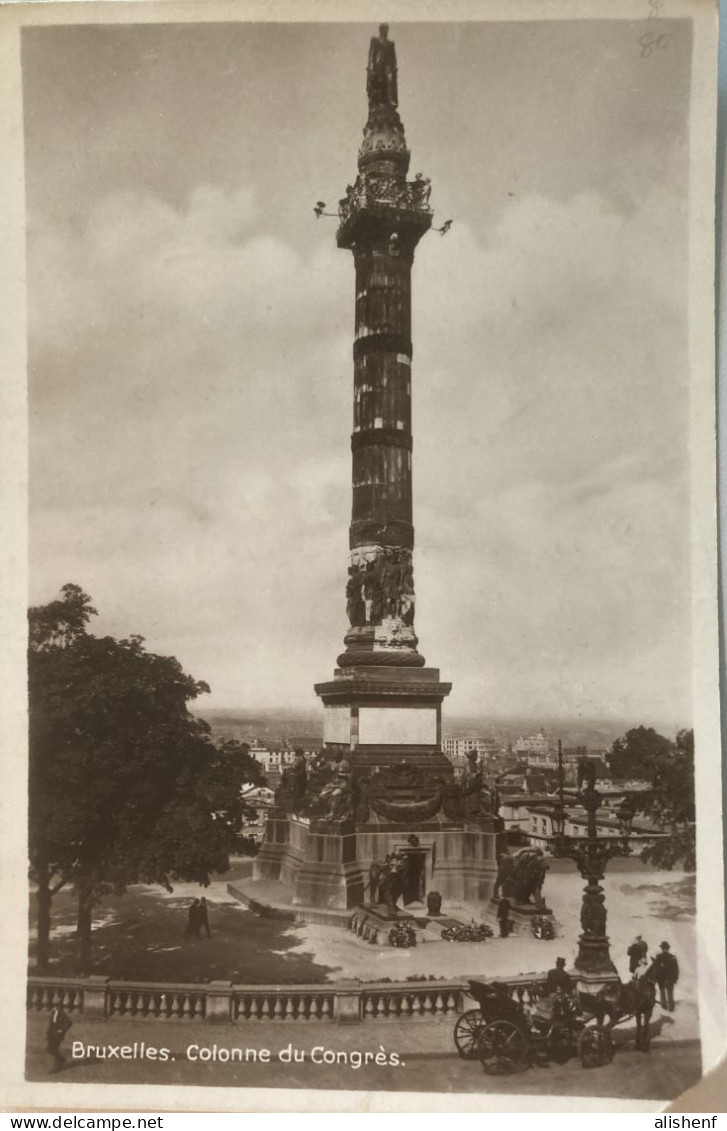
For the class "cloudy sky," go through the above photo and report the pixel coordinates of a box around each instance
[23,18,692,725]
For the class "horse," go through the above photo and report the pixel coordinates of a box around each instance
[589,969,657,1052]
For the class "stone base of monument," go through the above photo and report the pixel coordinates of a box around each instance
[254,811,505,912]
[349,904,420,947]
[254,812,366,910]
[570,966,622,997]
[484,897,556,937]
[569,940,621,996]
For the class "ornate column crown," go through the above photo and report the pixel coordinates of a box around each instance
[337,24,432,250]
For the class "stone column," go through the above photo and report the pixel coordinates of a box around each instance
[336,73,432,672]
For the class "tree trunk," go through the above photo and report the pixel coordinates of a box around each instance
[76,879,94,974]
[35,870,52,971]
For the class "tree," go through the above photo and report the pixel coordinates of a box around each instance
[605,725,695,872]
[605,726,674,782]
[639,729,696,872]
[29,584,263,972]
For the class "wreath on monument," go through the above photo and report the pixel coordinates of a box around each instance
[389,923,417,948]
[531,915,555,940]
[441,921,493,943]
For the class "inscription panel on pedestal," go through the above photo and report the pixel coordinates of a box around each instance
[357,705,437,745]
[323,705,351,745]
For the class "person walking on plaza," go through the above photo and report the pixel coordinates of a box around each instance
[46,1003,72,1074]
[627,934,648,975]
[199,897,211,939]
[185,898,201,938]
[496,897,511,938]
[650,941,679,1011]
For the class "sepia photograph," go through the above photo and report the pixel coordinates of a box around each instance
[2,0,723,1113]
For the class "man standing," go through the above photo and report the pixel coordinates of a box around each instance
[496,897,511,938]
[650,941,679,1011]
[185,898,201,938]
[46,1003,72,1074]
[627,934,648,975]
[199,897,211,939]
[544,957,572,996]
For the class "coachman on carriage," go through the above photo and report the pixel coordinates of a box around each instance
[453,967,658,1075]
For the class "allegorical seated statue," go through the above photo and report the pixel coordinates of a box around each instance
[367,23,398,109]
[459,751,495,822]
[303,753,354,822]
[274,747,308,814]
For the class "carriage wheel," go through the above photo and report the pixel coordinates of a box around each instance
[478,1019,530,1075]
[453,1010,485,1060]
[547,1022,575,1065]
[578,1026,614,1069]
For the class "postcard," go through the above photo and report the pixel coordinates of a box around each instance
[0,0,723,1113]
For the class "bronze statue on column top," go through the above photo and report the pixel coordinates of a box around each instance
[367,23,399,109]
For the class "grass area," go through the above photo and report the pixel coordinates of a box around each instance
[29,877,339,985]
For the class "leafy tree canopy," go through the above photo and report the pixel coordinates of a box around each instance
[605,726,695,872]
[29,584,263,969]
[605,725,674,782]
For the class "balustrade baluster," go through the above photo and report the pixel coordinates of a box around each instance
[433,993,444,1014]
[321,997,331,1018]
[272,997,283,1019]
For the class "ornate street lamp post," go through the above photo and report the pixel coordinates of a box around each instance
[551,741,648,994]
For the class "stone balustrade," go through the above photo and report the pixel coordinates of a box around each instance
[361,982,465,1019]
[108,982,208,1021]
[232,988,336,1022]
[27,976,93,1015]
[27,972,549,1024]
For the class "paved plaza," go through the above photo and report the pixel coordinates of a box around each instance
[31,858,698,1035]
[28,857,701,1100]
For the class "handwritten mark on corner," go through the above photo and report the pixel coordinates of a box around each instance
[639,31,672,58]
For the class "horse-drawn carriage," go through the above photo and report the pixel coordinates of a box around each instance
[453,973,656,1075]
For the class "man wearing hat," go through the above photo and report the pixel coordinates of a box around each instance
[627,934,648,975]
[649,942,679,1011]
[544,957,572,996]
[530,958,573,1027]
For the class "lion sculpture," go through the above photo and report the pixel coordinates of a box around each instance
[493,847,548,907]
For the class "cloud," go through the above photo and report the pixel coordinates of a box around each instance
[28,180,690,722]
